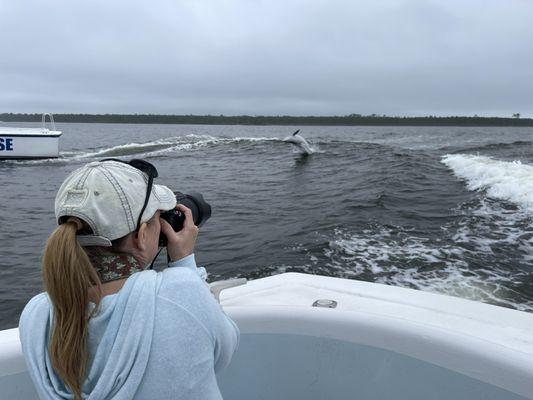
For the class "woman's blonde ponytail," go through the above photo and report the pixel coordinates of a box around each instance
[42,219,101,400]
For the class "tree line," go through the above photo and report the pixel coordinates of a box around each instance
[1,113,532,127]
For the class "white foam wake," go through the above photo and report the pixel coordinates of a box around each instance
[324,226,533,311]
[442,154,533,212]
[78,135,281,159]
[7,135,282,164]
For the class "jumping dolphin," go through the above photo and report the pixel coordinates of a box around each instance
[283,130,314,155]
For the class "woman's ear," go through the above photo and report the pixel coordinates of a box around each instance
[134,223,148,252]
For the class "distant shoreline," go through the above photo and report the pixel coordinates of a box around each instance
[1,113,533,127]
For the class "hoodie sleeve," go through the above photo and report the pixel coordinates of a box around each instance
[159,255,240,373]
[168,254,207,281]
[212,305,240,372]
[19,293,74,400]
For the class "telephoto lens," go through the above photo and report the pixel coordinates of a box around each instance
[159,192,211,246]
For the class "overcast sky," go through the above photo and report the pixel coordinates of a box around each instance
[1,0,532,117]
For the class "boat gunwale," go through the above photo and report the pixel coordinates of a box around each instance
[225,305,533,399]
[0,132,62,138]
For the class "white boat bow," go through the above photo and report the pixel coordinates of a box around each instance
[217,273,533,399]
[1,272,532,399]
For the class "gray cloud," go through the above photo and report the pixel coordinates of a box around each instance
[1,0,532,116]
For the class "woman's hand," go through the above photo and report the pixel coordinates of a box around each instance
[159,205,199,261]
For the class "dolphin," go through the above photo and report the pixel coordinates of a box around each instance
[283,130,314,155]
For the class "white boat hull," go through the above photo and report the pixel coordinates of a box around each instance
[0,130,61,159]
[1,273,532,399]
[218,273,533,399]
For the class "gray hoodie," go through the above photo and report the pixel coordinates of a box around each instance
[19,255,240,399]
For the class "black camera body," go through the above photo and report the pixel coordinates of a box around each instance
[159,192,211,246]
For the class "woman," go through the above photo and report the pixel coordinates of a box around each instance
[19,159,240,400]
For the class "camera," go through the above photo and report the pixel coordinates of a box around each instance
[159,192,211,246]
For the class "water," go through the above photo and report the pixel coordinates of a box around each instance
[1,123,533,329]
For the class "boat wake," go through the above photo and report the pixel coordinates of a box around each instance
[7,135,282,165]
[258,190,533,312]
[318,153,533,311]
[442,154,533,213]
[288,142,322,155]
[324,213,533,311]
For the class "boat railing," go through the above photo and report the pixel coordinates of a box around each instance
[41,113,56,132]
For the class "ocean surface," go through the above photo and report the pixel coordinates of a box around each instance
[1,122,533,330]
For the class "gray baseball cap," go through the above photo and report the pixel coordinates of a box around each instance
[55,160,176,246]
